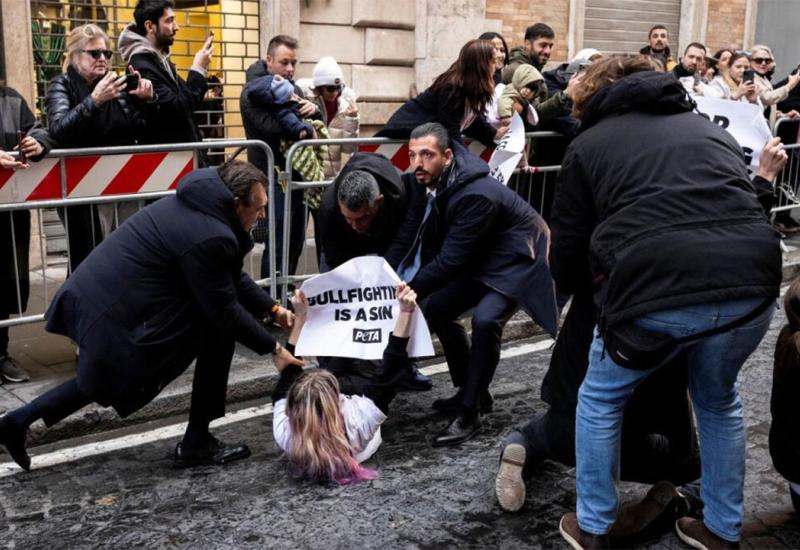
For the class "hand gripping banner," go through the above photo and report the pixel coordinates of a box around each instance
[295,257,434,360]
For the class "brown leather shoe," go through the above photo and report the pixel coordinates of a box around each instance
[609,480,689,544]
[559,512,609,550]
[675,517,740,549]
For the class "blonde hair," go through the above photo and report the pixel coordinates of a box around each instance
[63,24,111,73]
[285,370,377,485]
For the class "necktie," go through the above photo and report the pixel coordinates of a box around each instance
[397,193,435,282]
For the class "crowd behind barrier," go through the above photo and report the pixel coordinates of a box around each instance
[2,124,800,328]
[0,139,275,329]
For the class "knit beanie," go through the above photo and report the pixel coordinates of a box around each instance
[270,76,294,104]
[313,57,344,88]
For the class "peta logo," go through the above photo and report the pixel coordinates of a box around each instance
[353,328,381,343]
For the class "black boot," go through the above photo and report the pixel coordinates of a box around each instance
[432,411,482,447]
[432,389,493,414]
[0,416,31,471]
[173,434,251,468]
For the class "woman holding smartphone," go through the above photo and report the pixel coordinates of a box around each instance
[708,51,762,104]
[45,24,155,264]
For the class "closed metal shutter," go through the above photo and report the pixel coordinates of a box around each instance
[583,0,682,54]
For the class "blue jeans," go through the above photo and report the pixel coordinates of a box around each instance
[575,298,774,542]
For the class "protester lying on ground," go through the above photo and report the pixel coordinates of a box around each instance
[708,52,762,104]
[382,122,559,447]
[770,277,800,517]
[46,23,155,267]
[377,39,507,147]
[0,86,53,385]
[550,54,782,550]
[271,283,419,485]
[0,161,301,472]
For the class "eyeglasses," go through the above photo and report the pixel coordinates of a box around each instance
[752,57,773,64]
[83,49,113,60]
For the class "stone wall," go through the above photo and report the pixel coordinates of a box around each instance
[704,0,747,52]
[485,0,570,64]
[296,0,417,135]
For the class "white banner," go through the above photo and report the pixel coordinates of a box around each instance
[488,112,526,185]
[693,96,772,170]
[294,257,434,360]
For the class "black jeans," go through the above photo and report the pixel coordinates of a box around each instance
[423,276,517,413]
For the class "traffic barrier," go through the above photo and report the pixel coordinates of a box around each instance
[0,139,276,329]
[772,142,800,214]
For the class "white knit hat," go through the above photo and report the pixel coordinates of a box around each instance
[313,56,345,88]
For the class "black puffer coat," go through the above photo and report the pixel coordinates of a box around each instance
[45,168,278,417]
[45,66,146,147]
[551,71,781,328]
[318,152,410,269]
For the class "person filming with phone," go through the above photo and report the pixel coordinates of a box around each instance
[708,51,763,105]
[45,23,155,263]
[118,0,211,155]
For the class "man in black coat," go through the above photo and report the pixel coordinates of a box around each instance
[315,152,431,393]
[552,64,782,549]
[241,34,321,280]
[0,161,301,472]
[384,122,559,447]
[318,152,411,272]
[118,0,209,148]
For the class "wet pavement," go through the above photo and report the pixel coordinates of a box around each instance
[1,307,799,549]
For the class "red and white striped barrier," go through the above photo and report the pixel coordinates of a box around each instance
[358,140,493,172]
[0,151,195,204]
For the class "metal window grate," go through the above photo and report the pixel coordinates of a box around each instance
[30,0,261,163]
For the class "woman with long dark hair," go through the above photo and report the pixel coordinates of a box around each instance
[377,39,506,146]
[478,31,509,85]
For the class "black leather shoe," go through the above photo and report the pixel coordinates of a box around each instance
[395,365,433,392]
[173,435,251,469]
[0,416,31,471]
[431,389,493,414]
[432,414,482,447]
[609,480,689,545]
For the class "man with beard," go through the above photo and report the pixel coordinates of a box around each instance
[385,122,559,447]
[672,42,708,95]
[118,0,211,147]
[639,25,676,71]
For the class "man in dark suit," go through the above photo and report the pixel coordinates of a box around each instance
[384,122,559,446]
[118,0,210,148]
[0,161,301,472]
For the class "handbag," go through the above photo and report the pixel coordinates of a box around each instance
[602,298,774,370]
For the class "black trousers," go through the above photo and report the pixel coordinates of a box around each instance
[34,330,236,429]
[317,356,379,396]
[57,205,103,273]
[423,276,517,413]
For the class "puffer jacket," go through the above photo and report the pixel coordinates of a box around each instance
[551,71,781,328]
[498,64,544,119]
[309,86,360,178]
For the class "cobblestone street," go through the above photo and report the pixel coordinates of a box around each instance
[1,307,798,549]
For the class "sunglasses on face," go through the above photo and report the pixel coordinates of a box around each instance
[320,85,340,93]
[83,49,113,60]
[752,57,773,64]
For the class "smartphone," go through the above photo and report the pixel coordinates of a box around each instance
[124,73,140,92]
[693,71,702,86]
[17,130,27,164]
[743,69,755,84]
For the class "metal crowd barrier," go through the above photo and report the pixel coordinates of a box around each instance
[0,139,276,329]
[278,132,565,302]
[772,143,800,214]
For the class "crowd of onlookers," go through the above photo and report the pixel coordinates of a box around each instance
[1,1,800,547]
